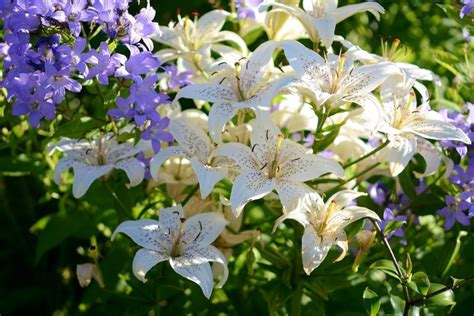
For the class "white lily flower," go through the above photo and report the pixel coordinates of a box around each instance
[379,81,471,176]
[175,40,293,144]
[212,120,344,216]
[52,134,144,198]
[270,91,318,133]
[275,190,380,274]
[259,0,384,47]
[112,205,228,299]
[150,116,227,199]
[280,40,397,127]
[335,36,441,102]
[153,10,247,66]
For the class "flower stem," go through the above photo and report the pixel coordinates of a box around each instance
[371,220,411,315]
[180,184,200,206]
[104,181,130,220]
[408,275,474,307]
[327,162,381,193]
[343,140,389,169]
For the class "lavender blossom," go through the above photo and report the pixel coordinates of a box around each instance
[460,0,474,18]
[140,117,173,153]
[164,64,192,90]
[436,195,471,230]
[235,0,262,20]
[379,208,407,242]
[368,181,389,206]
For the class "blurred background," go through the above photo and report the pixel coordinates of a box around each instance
[1,0,473,315]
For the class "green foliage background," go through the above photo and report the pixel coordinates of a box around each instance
[0,0,473,315]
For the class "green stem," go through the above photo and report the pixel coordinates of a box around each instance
[180,184,200,206]
[327,162,381,193]
[343,140,389,169]
[104,181,130,220]
[95,81,105,105]
[372,220,411,315]
[409,275,474,307]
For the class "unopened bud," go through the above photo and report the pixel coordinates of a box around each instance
[76,263,105,288]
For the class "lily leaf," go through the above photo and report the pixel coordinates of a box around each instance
[363,287,381,316]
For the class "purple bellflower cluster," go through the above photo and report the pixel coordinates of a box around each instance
[436,103,474,230]
[0,0,180,153]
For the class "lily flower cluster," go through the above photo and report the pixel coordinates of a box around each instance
[1,0,473,303]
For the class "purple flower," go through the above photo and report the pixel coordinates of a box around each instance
[109,75,168,126]
[235,0,263,20]
[450,158,474,190]
[292,132,315,148]
[10,73,56,127]
[140,117,173,153]
[436,195,471,230]
[460,0,474,18]
[463,28,472,43]
[115,50,161,79]
[44,62,81,103]
[85,42,125,85]
[379,208,407,242]
[368,181,388,206]
[439,108,472,157]
[123,7,159,50]
[64,0,94,36]
[164,64,193,90]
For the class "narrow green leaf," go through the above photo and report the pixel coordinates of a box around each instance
[363,287,381,316]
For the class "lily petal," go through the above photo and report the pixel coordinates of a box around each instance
[115,158,145,188]
[240,40,278,94]
[72,164,114,198]
[196,10,230,39]
[133,249,169,282]
[275,181,314,213]
[181,212,227,250]
[170,118,212,161]
[403,113,471,144]
[189,158,226,199]
[312,17,336,47]
[150,146,188,181]
[302,226,331,275]
[230,171,276,217]
[211,143,259,171]
[175,83,237,104]
[111,219,171,252]
[278,141,345,181]
[54,157,79,185]
[415,138,441,178]
[170,257,214,298]
[208,102,238,144]
[332,2,385,23]
[382,135,417,176]
[188,245,229,288]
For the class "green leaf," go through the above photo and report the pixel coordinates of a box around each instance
[369,259,401,280]
[384,220,406,237]
[54,116,104,138]
[243,27,264,45]
[313,125,341,153]
[425,283,456,308]
[305,279,328,301]
[437,231,468,277]
[363,287,381,316]
[32,210,97,264]
[412,272,430,296]
[398,167,416,200]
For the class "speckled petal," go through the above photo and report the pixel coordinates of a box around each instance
[230,171,275,217]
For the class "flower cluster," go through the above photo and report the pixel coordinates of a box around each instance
[1,0,473,307]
